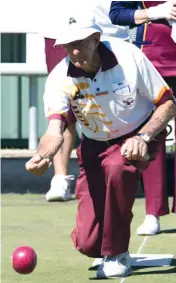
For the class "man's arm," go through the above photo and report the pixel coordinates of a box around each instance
[110,1,148,25]
[25,120,66,175]
[109,1,137,26]
[138,97,176,139]
[109,1,176,26]
[38,120,65,160]
[121,45,176,161]
[121,98,176,161]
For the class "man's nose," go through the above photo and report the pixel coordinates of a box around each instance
[73,49,80,55]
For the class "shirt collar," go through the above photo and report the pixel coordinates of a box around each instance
[67,41,118,78]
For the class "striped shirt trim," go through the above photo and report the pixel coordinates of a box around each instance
[153,87,173,107]
[47,114,67,123]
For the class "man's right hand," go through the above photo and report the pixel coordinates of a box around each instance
[25,154,52,176]
[147,1,176,21]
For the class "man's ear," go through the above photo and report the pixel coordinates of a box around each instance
[93,33,101,46]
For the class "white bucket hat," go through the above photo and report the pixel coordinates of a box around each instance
[54,16,103,46]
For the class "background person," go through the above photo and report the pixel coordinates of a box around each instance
[109,0,176,235]
[44,40,76,202]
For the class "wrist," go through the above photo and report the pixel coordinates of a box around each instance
[135,133,152,143]
[37,152,52,162]
[134,9,150,25]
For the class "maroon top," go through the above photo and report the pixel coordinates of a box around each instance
[44,38,67,73]
[44,39,76,124]
[142,1,176,77]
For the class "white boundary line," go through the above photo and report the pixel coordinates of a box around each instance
[119,236,149,283]
[136,236,148,255]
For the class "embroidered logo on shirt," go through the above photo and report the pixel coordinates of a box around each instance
[69,17,76,25]
[73,90,84,100]
[112,85,130,95]
[122,97,135,108]
[112,81,131,95]
[112,81,134,108]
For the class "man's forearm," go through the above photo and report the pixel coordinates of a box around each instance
[37,119,65,160]
[138,100,176,139]
[37,133,64,161]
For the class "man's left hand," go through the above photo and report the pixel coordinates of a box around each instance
[120,136,148,161]
[25,154,52,176]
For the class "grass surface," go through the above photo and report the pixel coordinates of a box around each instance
[1,194,176,283]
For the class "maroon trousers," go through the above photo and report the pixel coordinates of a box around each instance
[173,120,176,213]
[142,77,176,215]
[71,131,165,258]
[142,140,169,216]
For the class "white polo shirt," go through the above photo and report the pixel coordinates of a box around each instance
[44,38,172,141]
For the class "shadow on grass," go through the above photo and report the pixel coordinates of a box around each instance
[145,228,176,236]
[160,228,176,234]
[89,267,176,280]
[88,259,176,279]
[45,197,77,202]
[132,266,176,276]
[89,277,111,280]
[171,258,176,266]
[130,258,176,276]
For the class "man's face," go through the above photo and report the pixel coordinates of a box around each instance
[62,33,100,68]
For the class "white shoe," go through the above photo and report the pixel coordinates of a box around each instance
[96,252,132,279]
[92,258,103,268]
[45,175,74,202]
[137,215,160,235]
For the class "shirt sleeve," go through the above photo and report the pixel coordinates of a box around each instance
[135,49,173,107]
[109,1,138,26]
[43,68,71,124]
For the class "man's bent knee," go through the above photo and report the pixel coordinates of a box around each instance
[71,228,100,257]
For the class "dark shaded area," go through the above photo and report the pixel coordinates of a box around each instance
[1,33,26,63]
[89,259,176,279]
[1,158,79,194]
[1,154,174,195]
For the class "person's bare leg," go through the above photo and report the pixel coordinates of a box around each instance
[53,123,76,175]
[45,123,76,201]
